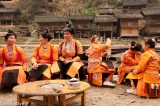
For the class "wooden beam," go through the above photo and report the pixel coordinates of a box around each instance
[21,98,47,105]
[66,93,83,102]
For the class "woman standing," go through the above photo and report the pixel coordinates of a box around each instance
[86,35,115,87]
[0,30,28,87]
[29,29,58,81]
[57,24,86,80]
[132,38,160,97]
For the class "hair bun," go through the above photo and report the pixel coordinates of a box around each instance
[44,29,49,34]
[67,24,72,28]
[131,41,136,46]
[8,29,14,34]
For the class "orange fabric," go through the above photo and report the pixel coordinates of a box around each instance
[133,49,160,97]
[118,49,141,84]
[31,43,58,78]
[0,45,28,84]
[67,62,84,78]
[86,43,114,86]
[92,72,102,86]
[58,39,83,62]
[58,39,84,77]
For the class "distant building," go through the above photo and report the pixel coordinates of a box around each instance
[123,0,148,13]
[34,16,69,39]
[69,15,94,38]
[94,15,117,39]
[0,8,19,26]
[115,13,143,37]
[141,8,160,35]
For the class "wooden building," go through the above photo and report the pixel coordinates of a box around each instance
[70,15,94,38]
[123,0,148,13]
[115,13,143,37]
[98,4,116,15]
[0,8,19,26]
[94,15,117,39]
[141,8,160,35]
[34,16,69,38]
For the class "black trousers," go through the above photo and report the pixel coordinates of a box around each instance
[57,61,86,80]
[29,65,48,80]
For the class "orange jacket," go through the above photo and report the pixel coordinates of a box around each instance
[0,45,28,71]
[134,49,160,84]
[86,43,109,73]
[31,42,58,65]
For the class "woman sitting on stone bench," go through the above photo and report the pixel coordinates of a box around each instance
[57,24,86,80]
[0,30,28,89]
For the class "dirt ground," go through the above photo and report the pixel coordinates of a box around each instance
[0,82,160,106]
[0,37,160,106]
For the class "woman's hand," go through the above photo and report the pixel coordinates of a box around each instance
[64,60,72,64]
[32,63,38,70]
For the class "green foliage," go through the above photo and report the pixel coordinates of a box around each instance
[81,8,95,15]
[115,0,123,8]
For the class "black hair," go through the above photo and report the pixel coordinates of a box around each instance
[5,29,17,40]
[41,29,52,41]
[145,38,157,48]
[131,41,136,47]
[130,41,142,52]
[63,24,75,34]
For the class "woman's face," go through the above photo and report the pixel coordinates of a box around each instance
[63,31,72,40]
[144,44,149,51]
[5,35,16,46]
[39,35,48,44]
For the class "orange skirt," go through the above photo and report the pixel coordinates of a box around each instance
[0,66,26,84]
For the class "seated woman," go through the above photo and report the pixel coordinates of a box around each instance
[118,41,142,87]
[57,24,86,80]
[29,29,58,81]
[132,38,160,98]
[86,35,115,87]
[0,30,28,88]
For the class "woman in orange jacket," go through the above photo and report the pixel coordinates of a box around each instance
[0,30,28,88]
[132,38,160,98]
[118,41,142,90]
[29,29,58,81]
[57,24,86,80]
[86,35,115,87]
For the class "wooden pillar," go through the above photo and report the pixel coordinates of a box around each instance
[104,32,106,42]
[60,95,66,106]
[53,31,55,39]
[81,91,86,106]
[111,31,113,39]
[80,29,82,39]
[59,31,60,39]
[11,20,13,25]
